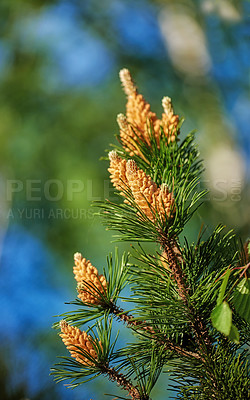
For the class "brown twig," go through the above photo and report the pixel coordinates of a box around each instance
[160,235,222,392]
[109,302,201,361]
[161,236,212,349]
[224,262,250,303]
[161,237,189,301]
[101,365,142,400]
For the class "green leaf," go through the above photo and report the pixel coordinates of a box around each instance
[217,269,231,305]
[233,278,250,323]
[211,301,232,336]
[228,324,240,344]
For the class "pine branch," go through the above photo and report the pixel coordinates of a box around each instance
[109,302,201,361]
[161,234,212,350]
[101,365,142,400]
[53,68,250,399]
[161,237,188,301]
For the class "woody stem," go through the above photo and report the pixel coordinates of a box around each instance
[109,302,201,360]
[101,365,142,400]
[162,236,212,349]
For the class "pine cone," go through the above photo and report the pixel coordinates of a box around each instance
[59,320,98,365]
[73,253,107,304]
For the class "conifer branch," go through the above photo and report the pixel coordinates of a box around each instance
[161,237,188,301]
[161,234,212,351]
[101,365,142,400]
[53,68,250,399]
[159,235,223,400]
[109,302,201,361]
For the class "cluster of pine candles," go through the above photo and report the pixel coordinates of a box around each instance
[52,69,249,400]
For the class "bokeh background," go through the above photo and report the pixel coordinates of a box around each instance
[0,0,249,399]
